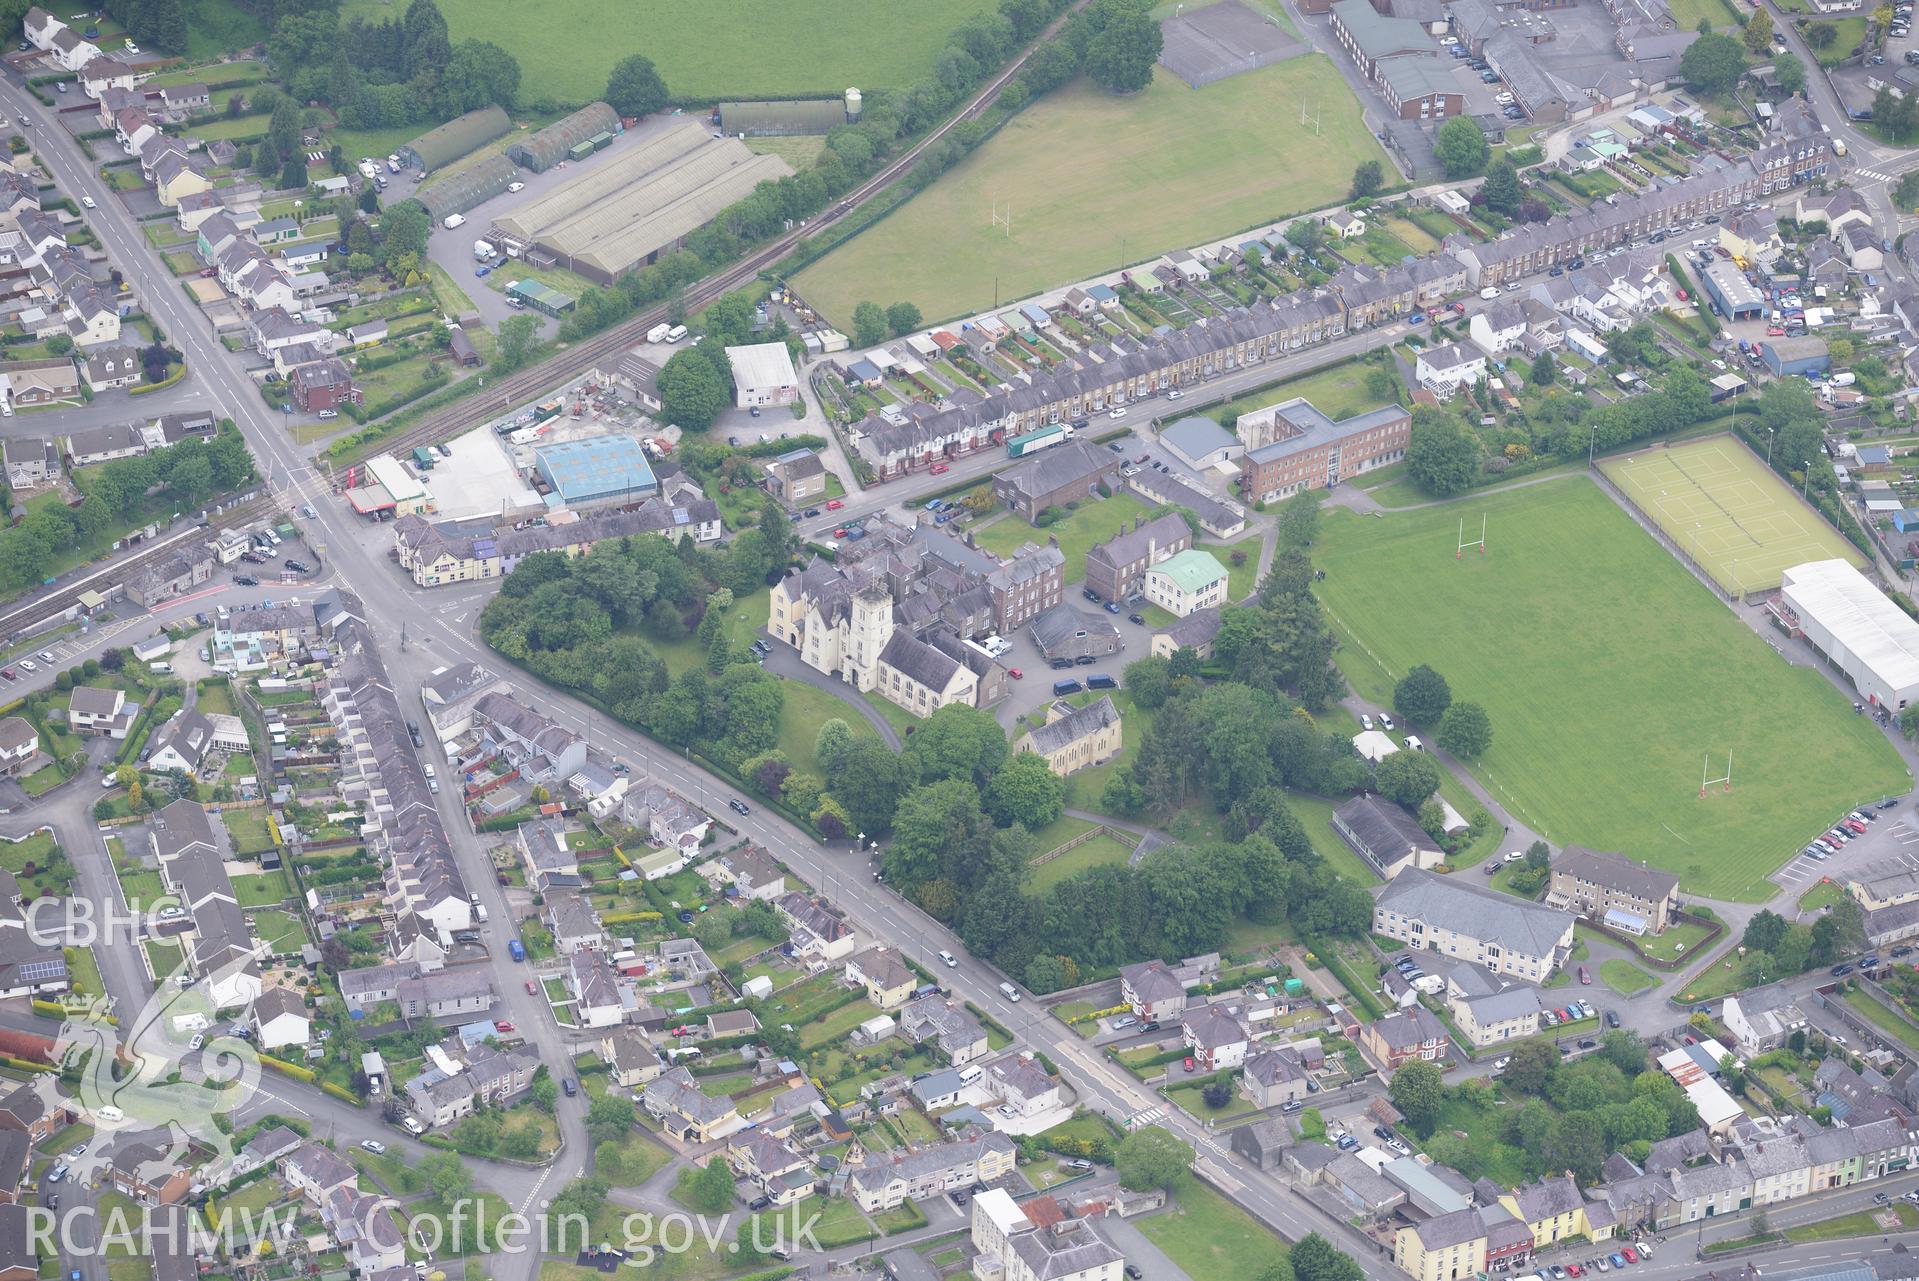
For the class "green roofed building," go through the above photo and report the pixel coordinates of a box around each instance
[508,101,619,173]
[418,154,518,223]
[401,105,511,173]
[506,278,575,317]
[1144,549,1228,618]
[717,99,850,136]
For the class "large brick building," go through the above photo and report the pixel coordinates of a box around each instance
[1237,399,1412,503]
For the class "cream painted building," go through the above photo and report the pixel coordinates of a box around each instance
[1012,696,1122,776]
[1143,549,1228,618]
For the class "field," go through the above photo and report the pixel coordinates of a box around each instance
[792,56,1388,326]
[1313,477,1909,901]
[1599,436,1862,595]
[1136,1180,1287,1280]
[339,0,999,100]
[1212,358,1398,426]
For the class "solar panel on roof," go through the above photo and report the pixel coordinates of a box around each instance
[18,958,66,982]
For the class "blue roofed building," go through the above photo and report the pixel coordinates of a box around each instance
[534,435,659,510]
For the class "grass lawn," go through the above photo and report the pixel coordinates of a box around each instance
[1633,916,1717,963]
[1027,830,1134,893]
[873,1202,928,1235]
[184,0,267,58]
[1804,15,1867,64]
[1785,1202,1919,1241]
[1137,1179,1288,1280]
[1843,989,1919,1053]
[249,908,306,954]
[1213,358,1397,426]
[231,869,291,907]
[342,0,1000,100]
[793,57,1389,326]
[776,679,882,780]
[645,589,772,676]
[222,808,277,855]
[1278,789,1381,886]
[143,938,182,980]
[972,491,1158,571]
[1313,478,1910,901]
[746,135,828,168]
[1799,880,1846,912]
[1599,958,1657,995]
[1668,0,1743,25]
[65,946,103,998]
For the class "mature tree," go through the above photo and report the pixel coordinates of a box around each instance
[420,1152,471,1200]
[1291,1235,1364,1281]
[683,1160,734,1213]
[1405,407,1481,496]
[906,703,1008,786]
[886,301,923,337]
[1743,909,1789,954]
[402,0,454,79]
[1393,664,1453,726]
[1775,50,1807,94]
[852,301,888,347]
[657,348,729,430]
[1502,1038,1560,1095]
[1601,1030,1648,1075]
[1805,20,1838,46]
[585,1095,635,1146]
[885,779,992,887]
[814,719,858,773]
[1389,1059,1447,1135]
[1285,219,1325,256]
[379,200,431,262]
[1744,6,1774,51]
[1681,32,1747,95]
[442,39,521,113]
[1115,1125,1193,1191]
[1529,350,1556,386]
[828,736,913,836]
[1436,701,1492,757]
[1350,159,1384,201]
[1375,750,1440,809]
[1084,3,1162,93]
[1278,488,1321,546]
[1435,116,1490,179]
[984,750,1066,830]
[604,53,670,118]
[1123,654,1174,709]
[1481,158,1522,214]
[494,314,541,373]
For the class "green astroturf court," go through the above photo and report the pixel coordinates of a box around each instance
[1598,435,1864,596]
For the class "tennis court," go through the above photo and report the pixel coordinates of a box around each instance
[1599,435,1863,595]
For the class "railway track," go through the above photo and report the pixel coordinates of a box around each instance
[0,495,274,640]
[347,9,1070,469]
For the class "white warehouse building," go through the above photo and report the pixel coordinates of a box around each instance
[725,342,799,409]
[1779,559,1919,711]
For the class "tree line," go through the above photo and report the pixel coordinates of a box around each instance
[0,423,255,598]
[265,0,520,132]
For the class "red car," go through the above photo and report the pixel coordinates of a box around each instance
[0,669,12,681]
[833,527,847,538]
[1846,818,1868,834]
[1008,668,1022,680]
[1767,325,1785,336]
[1622,1248,1639,1265]
[495,1020,515,1033]
[930,463,950,475]
[1182,1056,1197,1072]
[1569,1268,1583,1278]
[826,499,844,510]
[525,980,537,994]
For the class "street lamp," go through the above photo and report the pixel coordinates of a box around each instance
[1765,425,1775,466]
[1804,462,1812,499]
[1588,424,1599,466]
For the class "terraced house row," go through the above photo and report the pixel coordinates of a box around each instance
[844,139,1834,482]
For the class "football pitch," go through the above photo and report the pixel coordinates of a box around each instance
[1314,477,1908,901]
[1599,436,1863,596]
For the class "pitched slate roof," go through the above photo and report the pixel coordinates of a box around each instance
[1377,868,1574,958]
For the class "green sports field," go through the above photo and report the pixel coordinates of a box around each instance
[1599,435,1863,596]
[1314,477,1908,901]
[338,0,1000,101]
[791,56,1389,327]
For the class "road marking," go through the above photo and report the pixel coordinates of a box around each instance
[518,1162,556,1214]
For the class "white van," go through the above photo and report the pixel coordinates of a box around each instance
[475,904,488,923]
[149,662,172,675]
[1405,735,1423,751]
[957,1065,983,1085]
[999,981,1021,1003]
[1479,286,1500,300]
[97,1105,123,1123]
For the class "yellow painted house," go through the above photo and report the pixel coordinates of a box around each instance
[1499,1174,1616,1247]
[1393,1209,1486,1281]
